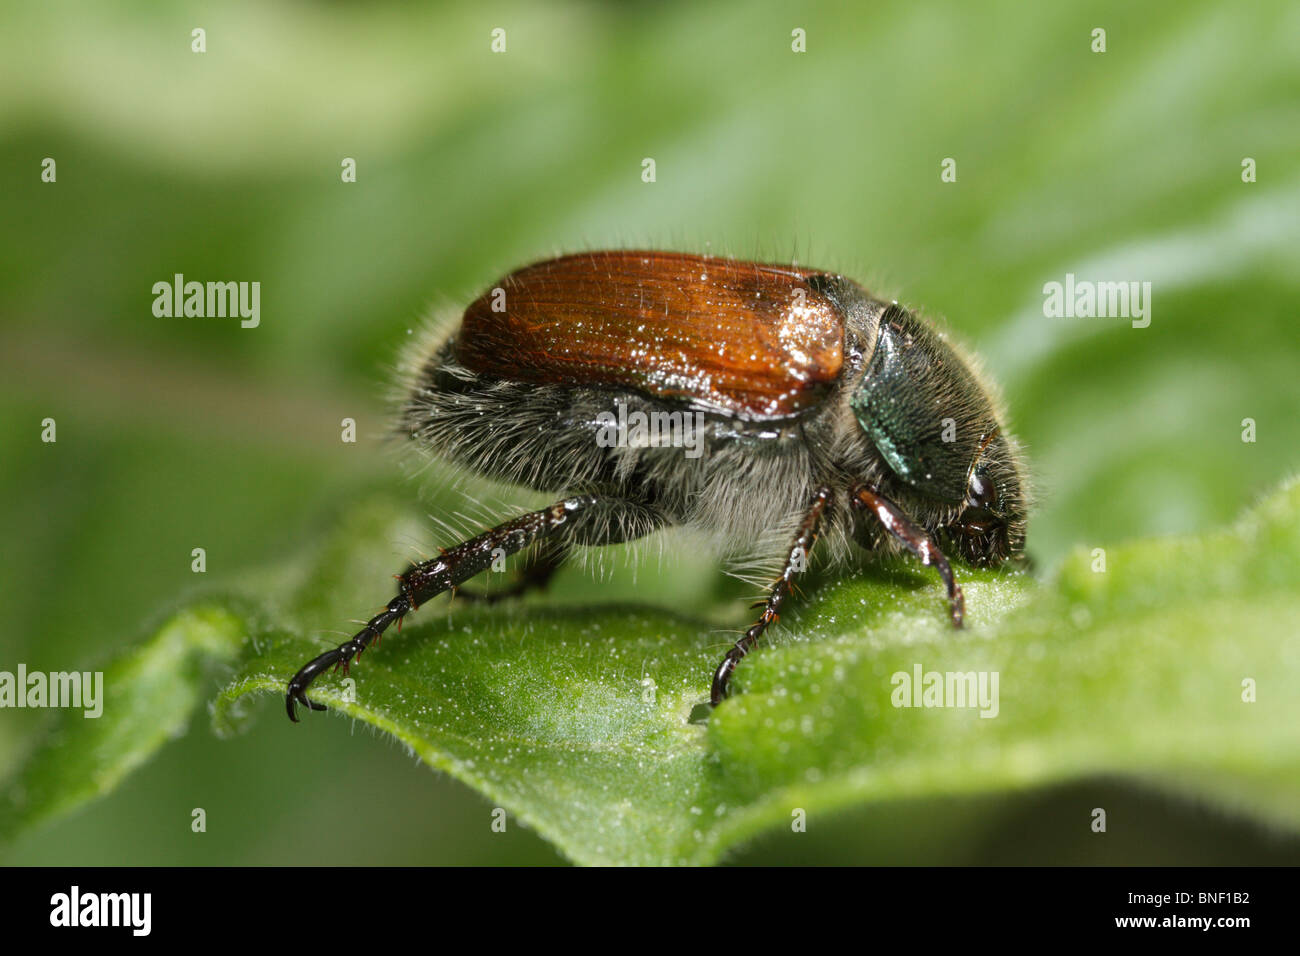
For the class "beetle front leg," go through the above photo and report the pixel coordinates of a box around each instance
[285,495,599,722]
[710,486,831,706]
[851,484,964,627]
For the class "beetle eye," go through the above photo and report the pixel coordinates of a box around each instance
[966,467,998,512]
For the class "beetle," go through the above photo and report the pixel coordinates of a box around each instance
[285,250,1027,721]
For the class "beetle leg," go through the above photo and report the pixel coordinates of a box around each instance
[711,486,831,706]
[286,496,599,722]
[850,484,965,628]
[452,541,569,604]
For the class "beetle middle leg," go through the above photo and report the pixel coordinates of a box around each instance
[850,484,965,627]
[710,486,831,706]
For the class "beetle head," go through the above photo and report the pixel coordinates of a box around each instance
[948,428,1026,567]
[848,303,1028,567]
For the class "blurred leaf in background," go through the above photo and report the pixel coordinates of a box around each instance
[1,0,1297,864]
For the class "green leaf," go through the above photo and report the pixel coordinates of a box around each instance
[8,478,1298,864]
[0,605,244,842]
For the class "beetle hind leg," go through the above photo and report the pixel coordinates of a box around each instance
[453,540,569,604]
[287,496,598,722]
[286,495,668,722]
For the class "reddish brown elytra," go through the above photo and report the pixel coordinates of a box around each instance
[457,252,844,419]
[285,251,1027,721]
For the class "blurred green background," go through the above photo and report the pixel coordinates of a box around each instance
[2,0,1298,864]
